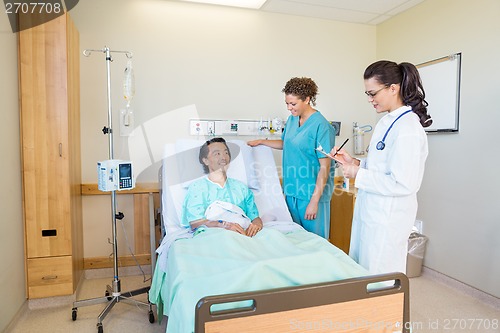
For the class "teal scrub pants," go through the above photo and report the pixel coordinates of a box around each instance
[285,196,330,239]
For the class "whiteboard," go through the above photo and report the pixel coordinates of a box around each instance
[417,53,461,132]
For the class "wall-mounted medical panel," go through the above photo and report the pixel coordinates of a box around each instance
[190,119,341,137]
[189,119,283,137]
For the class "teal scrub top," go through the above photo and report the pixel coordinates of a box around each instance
[281,111,336,202]
[181,177,259,228]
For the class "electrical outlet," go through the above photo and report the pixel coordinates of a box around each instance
[207,121,215,135]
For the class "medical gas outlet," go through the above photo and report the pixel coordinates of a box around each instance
[190,120,209,136]
[207,121,215,135]
[353,122,372,155]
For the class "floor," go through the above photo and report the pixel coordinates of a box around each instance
[409,270,500,333]
[5,269,500,333]
[7,273,167,333]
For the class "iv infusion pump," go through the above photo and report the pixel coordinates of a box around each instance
[97,160,135,191]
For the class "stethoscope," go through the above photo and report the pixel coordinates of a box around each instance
[376,109,413,150]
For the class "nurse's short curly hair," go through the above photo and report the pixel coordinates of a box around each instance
[282,77,318,106]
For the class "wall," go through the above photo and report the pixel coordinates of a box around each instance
[70,0,377,258]
[0,12,27,332]
[377,0,500,297]
[2,2,497,329]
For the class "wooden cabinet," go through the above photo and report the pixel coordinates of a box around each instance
[329,185,356,254]
[27,256,74,299]
[19,13,83,298]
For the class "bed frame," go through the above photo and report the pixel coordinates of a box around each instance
[196,272,410,333]
[159,142,410,332]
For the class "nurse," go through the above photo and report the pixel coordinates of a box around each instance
[331,61,431,275]
[248,77,335,238]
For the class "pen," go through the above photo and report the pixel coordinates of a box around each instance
[333,138,349,157]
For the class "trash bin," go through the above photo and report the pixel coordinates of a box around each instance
[406,232,428,278]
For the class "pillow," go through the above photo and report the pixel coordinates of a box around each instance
[161,144,186,234]
[174,139,260,191]
[174,139,206,189]
[227,139,260,191]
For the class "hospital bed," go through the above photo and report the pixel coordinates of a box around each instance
[149,139,410,333]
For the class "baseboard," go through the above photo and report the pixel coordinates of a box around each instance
[27,293,76,310]
[422,266,500,309]
[84,265,152,279]
[84,254,151,270]
[4,299,29,333]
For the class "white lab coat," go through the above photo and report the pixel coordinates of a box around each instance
[350,106,428,275]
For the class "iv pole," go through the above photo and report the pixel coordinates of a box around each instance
[71,46,154,333]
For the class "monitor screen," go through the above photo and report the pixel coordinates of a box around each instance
[119,163,132,179]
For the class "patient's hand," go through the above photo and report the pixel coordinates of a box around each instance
[246,217,263,237]
[223,222,246,235]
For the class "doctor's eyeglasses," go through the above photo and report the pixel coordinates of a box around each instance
[365,86,389,98]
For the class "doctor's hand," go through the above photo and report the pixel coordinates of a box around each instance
[341,163,360,179]
[329,146,353,165]
[246,217,263,237]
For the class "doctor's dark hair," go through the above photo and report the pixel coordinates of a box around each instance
[282,77,318,106]
[364,60,433,128]
[199,137,231,174]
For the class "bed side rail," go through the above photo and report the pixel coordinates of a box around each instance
[196,272,410,333]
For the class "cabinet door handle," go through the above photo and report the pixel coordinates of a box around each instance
[42,275,58,280]
[59,143,62,157]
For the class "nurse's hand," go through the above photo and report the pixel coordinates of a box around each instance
[305,201,319,220]
[247,140,262,147]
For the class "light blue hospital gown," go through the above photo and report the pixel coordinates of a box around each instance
[181,177,259,228]
[281,111,336,238]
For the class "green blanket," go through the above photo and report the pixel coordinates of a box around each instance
[149,227,369,333]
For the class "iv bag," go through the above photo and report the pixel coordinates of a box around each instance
[123,59,135,106]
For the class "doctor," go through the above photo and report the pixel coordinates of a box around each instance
[331,60,431,275]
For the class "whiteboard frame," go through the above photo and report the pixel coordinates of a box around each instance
[417,53,461,133]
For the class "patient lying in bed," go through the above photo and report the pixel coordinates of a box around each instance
[182,137,263,237]
[150,139,371,333]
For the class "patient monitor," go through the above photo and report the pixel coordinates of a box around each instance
[97,159,135,191]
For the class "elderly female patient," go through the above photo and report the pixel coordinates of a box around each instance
[181,137,264,237]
